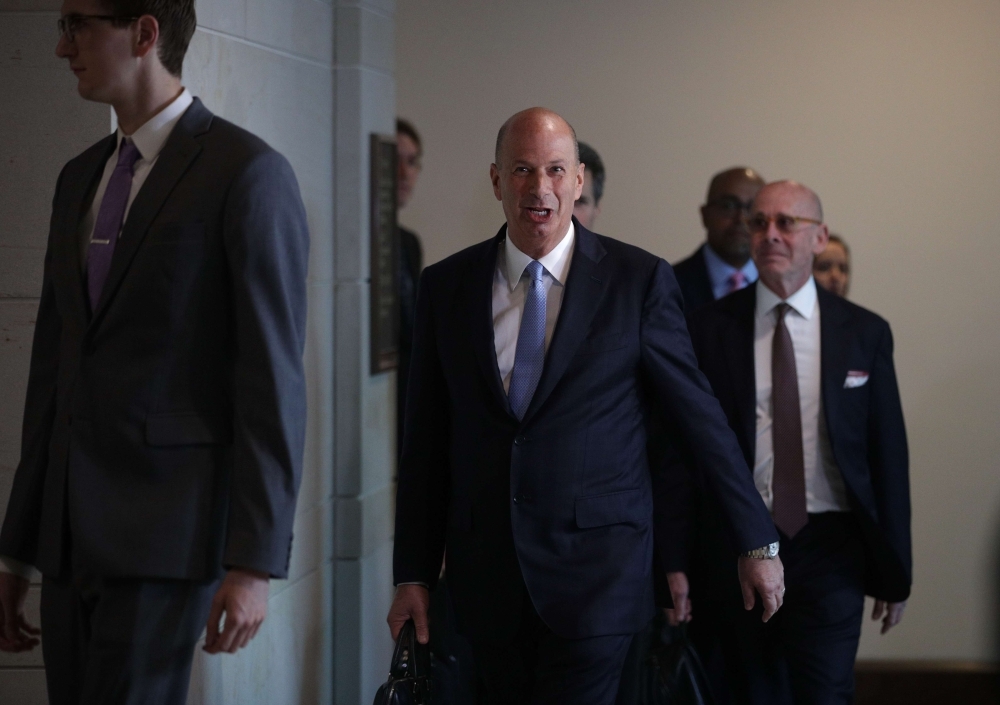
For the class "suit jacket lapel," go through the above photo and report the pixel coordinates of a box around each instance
[723,286,757,466]
[819,287,853,447]
[58,135,117,325]
[89,99,212,326]
[472,228,514,418]
[521,222,607,425]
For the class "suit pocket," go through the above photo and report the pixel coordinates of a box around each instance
[575,489,648,529]
[146,222,206,245]
[576,331,628,356]
[145,411,232,446]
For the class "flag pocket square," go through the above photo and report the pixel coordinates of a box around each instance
[844,371,869,388]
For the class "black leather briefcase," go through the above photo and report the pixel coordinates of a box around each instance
[373,619,431,705]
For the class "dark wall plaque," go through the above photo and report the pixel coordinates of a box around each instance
[370,133,399,374]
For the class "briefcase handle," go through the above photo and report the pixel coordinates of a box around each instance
[390,619,430,680]
[372,619,431,705]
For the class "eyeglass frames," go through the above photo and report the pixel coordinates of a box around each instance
[57,14,139,42]
[746,213,823,235]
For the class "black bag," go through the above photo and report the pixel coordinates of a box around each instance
[373,619,432,705]
[645,623,716,705]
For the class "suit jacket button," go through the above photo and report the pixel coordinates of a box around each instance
[514,436,526,446]
[513,493,524,504]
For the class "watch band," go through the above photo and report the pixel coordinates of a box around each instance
[741,541,780,559]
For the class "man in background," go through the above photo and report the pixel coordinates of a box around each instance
[673,167,765,312]
[397,118,425,457]
[0,1,309,702]
[682,181,910,704]
[573,141,605,230]
[813,233,851,297]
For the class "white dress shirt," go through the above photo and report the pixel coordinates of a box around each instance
[0,90,194,580]
[753,277,850,513]
[493,222,575,393]
[77,88,194,268]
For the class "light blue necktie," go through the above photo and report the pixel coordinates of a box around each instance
[509,260,547,420]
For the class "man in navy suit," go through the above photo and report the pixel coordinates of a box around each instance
[673,167,765,312]
[387,108,786,704]
[0,2,308,702]
[681,181,910,704]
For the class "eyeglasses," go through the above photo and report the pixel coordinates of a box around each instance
[57,14,139,42]
[746,213,823,235]
[706,196,754,217]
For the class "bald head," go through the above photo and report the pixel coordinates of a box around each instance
[489,107,585,260]
[754,180,823,221]
[700,166,766,268]
[706,167,765,202]
[750,180,829,298]
[495,107,579,169]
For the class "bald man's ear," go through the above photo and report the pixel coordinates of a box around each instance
[490,163,503,201]
[811,224,830,255]
[574,161,585,201]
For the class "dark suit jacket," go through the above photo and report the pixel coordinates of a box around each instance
[393,219,777,642]
[0,98,309,582]
[397,226,423,460]
[684,284,911,603]
[672,244,714,313]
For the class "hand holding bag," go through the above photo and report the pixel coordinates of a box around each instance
[373,619,431,705]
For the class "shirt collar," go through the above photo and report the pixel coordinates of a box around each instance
[503,221,576,291]
[756,276,818,320]
[117,88,193,162]
[702,242,758,291]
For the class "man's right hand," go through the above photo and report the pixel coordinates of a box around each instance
[0,572,40,653]
[387,584,430,644]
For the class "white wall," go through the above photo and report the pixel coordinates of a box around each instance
[396,0,1000,661]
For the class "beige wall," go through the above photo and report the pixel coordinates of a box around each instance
[396,0,1000,661]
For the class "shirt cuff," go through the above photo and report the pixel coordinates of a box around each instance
[0,555,36,580]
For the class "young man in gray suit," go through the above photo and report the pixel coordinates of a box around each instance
[0,1,310,702]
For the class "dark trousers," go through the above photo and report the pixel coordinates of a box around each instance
[703,512,867,705]
[41,572,218,705]
[470,589,635,705]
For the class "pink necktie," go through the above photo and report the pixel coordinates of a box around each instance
[726,271,746,294]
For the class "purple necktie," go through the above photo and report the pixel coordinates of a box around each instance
[726,270,746,294]
[770,303,808,538]
[87,138,141,311]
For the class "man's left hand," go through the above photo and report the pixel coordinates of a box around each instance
[664,571,691,626]
[737,555,785,622]
[203,568,270,654]
[872,599,906,634]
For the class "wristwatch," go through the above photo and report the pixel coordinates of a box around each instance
[741,541,780,559]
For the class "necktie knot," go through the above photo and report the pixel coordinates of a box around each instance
[526,260,544,283]
[116,139,141,170]
[775,302,791,322]
[726,270,746,294]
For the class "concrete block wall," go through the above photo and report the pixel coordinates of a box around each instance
[331,1,398,702]
[182,0,338,701]
[0,3,111,701]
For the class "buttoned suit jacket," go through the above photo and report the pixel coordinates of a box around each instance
[392,219,778,643]
[683,285,911,603]
[672,244,715,313]
[0,98,309,582]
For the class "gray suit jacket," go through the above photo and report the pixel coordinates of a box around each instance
[0,98,309,581]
